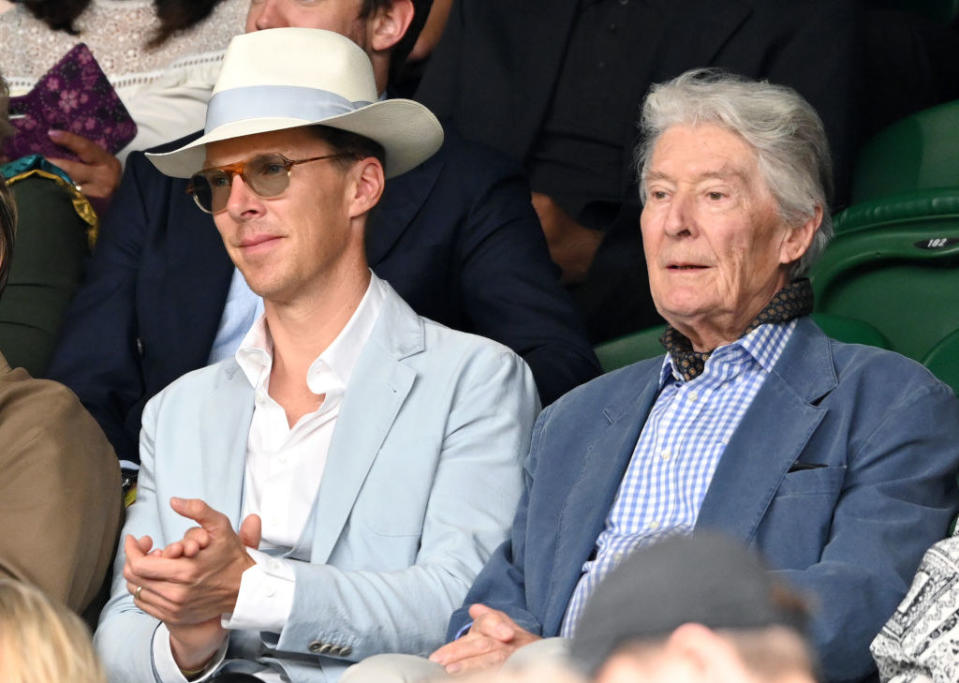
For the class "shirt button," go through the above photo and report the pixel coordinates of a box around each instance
[690,391,699,401]
[661,451,671,461]
[649,520,660,530]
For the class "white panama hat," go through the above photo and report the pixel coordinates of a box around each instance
[147,27,444,179]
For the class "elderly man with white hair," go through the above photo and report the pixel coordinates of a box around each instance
[347,69,959,683]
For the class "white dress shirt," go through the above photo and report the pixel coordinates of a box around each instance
[152,273,386,682]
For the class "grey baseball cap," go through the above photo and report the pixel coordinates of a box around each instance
[569,533,812,674]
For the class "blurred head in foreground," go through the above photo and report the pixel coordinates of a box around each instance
[0,578,106,683]
[571,533,818,683]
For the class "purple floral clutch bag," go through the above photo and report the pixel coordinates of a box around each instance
[3,43,137,162]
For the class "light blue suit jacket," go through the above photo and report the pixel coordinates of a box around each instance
[95,283,540,682]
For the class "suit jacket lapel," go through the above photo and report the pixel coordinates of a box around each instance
[505,0,580,160]
[309,287,422,563]
[197,362,254,526]
[166,191,235,371]
[695,318,838,544]
[652,0,752,81]
[619,0,752,198]
[544,364,663,634]
[366,149,443,266]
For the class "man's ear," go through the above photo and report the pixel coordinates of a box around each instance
[347,157,385,219]
[368,0,414,53]
[779,205,823,266]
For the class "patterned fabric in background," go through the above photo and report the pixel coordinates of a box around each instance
[3,43,136,162]
[660,278,814,381]
[871,532,959,683]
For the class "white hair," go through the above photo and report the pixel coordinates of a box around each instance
[636,68,833,277]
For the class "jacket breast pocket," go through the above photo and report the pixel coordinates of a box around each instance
[755,465,846,568]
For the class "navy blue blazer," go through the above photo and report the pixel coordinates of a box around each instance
[449,318,959,682]
[47,130,599,464]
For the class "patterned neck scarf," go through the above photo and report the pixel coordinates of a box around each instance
[661,279,814,381]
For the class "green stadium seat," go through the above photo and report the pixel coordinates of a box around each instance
[811,99,959,362]
[851,99,959,204]
[866,0,959,24]
[593,314,889,373]
[811,201,959,361]
[594,324,666,372]
[922,329,959,395]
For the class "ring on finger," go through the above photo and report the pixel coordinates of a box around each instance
[135,585,143,600]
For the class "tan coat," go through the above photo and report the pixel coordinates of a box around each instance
[0,351,122,613]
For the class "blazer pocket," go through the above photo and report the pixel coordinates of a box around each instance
[776,464,846,497]
[755,465,846,569]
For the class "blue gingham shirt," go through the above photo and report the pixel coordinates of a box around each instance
[560,320,798,637]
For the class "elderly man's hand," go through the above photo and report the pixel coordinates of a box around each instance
[428,604,542,674]
[532,192,603,285]
[46,129,122,200]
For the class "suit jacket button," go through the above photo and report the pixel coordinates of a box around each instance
[308,641,324,654]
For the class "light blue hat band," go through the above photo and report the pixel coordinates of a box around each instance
[205,85,373,131]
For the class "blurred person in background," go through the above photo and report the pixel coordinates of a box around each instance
[0,0,247,201]
[0,140,122,621]
[0,70,97,375]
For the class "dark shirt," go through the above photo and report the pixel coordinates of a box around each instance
[529,0,663,231]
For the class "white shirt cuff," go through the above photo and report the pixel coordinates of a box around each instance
[152,622,227,683]
[221,548,296,632]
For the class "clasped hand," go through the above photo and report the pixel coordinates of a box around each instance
[124,497,261,669]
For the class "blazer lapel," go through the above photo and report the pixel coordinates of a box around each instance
[197,362,254,526]
[366,148,443,267]
[652,0,751,81]
[309,287,422,563]
[619,0,752,198]
[165,193,235,371]
[544,365,662,633]
[695,318,838,545]
[505,0,580,160]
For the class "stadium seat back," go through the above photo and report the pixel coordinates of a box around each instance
[851,99,959,204]
[923,329,959,395]
[811,206,959,361]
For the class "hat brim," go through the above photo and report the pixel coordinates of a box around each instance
[147,98,443,179]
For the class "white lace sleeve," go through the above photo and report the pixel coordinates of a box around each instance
[871,534,959,683]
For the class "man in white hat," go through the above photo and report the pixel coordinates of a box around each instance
[46,0,599,476]
[94,27,539,683]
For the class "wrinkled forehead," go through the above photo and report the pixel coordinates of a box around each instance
[644,123,764,187]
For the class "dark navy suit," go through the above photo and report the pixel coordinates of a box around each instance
[449,318,959,682]
[47,130,599,464]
